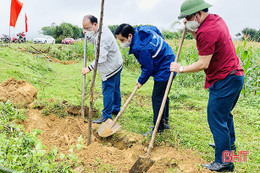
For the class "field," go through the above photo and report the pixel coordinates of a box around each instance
[0,39,259,172]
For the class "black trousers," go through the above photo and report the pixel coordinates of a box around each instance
[152,80,170,131]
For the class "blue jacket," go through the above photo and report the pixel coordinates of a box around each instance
[129,26,176,85]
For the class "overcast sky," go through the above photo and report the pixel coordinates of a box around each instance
[0,0,259,39]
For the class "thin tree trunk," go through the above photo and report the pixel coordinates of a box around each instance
[87,0,105,146]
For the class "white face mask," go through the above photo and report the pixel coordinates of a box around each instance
[120,41,131,48]
[85,30,95,38]
[186,15,200,32]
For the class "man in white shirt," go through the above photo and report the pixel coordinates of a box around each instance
[82,15,123,124]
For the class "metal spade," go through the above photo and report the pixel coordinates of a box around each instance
[98,85,139,137]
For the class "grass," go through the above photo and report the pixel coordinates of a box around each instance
[0,42,259,172]
[0,101,74,172]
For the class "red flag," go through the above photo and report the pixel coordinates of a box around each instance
[10,0,23,27]
[25,13,28,32]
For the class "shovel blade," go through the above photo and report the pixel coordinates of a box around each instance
[98,119,121,137]
[129,156,155,173]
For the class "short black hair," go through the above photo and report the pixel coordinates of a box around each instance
[115,24,135,38]
[89,15,98,24]
[83,15,98,24]
[202,8,208,13]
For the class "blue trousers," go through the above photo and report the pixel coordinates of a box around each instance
[152,80,170,131]
[208,75,244,163]
[101,69,122,119]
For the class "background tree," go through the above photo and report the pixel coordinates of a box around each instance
[169,21,181,32]
[162,21,194,40]
[236,27,260,42]
[41,22,56,36]
[108,25,119,37]
[41,23,83,43]
[108,24,153,38]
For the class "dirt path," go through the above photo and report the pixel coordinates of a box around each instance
[22,109,211,173]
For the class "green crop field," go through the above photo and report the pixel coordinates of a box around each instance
[0,39,259,172]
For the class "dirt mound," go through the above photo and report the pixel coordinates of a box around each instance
[46,55,78,65]
[22,109,211,173]
[18,47,78,65]
[0,77,37,107]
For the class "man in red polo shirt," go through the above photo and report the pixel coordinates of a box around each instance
[171,0,244,172]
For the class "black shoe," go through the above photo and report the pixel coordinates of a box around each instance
[209,143,236,151]
[93,117,109,124]
[164,121,170,129]
[150,120,170,129]
[201,162,234,172]
[144,130,153,136]
[112,111,119,115]
[144,130,163,136]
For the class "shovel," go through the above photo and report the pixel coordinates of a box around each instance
[98,85,139,137]
[129,28,187,173]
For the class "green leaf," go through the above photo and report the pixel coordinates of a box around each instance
[76,144,83,151]
[35,142,42,150]
[51,147,58,156]
[36,150,46,157]
[60,153,66,160]
[77,135,83,144]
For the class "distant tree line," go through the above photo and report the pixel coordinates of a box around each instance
[42,23,259,43]
[41,22,194,43]
[41,23,84,43]
[108,23,194,40]
[236,28,260,42]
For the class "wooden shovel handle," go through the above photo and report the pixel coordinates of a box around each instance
[147,28,187,157]
[112,85,139,127]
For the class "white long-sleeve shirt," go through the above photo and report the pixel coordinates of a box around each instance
[88,26,123,81]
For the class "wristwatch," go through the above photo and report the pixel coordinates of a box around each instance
[179,66,184,73]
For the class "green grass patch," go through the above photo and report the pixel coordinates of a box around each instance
[0,42,259,172]
[0,101,75,172]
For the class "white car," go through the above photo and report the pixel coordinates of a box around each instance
[33,35,55,44]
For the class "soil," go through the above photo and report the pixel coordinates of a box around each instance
[22,109,211,173]
[0,77,37,107]
[46,55,78,65]
[1,78,211,172]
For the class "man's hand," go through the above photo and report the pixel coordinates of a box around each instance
[136,82,142,89]
[183,18,187,25]
[82,68,90,75]
[183,18,196,37]
[170,62,181,73]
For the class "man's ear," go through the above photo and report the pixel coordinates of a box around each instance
[128,33,133,39]
[198,11,203,17]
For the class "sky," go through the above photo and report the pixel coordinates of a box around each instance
[0,0,259,39]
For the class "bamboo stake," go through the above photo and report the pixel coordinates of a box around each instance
[81,34,88,118]
[87,0,105,146]
[9,26,11,47]
[30,46,53,62]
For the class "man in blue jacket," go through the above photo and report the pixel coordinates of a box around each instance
[115,24,176,135]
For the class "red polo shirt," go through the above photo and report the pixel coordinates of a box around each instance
[196,14,244,89]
